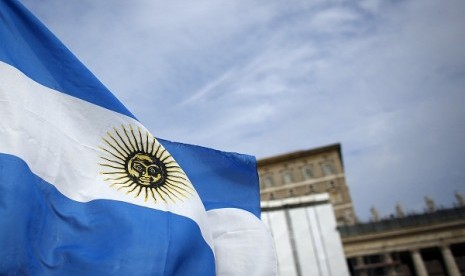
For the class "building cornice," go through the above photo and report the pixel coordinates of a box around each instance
[260,173,345,194]
[257,143,343,169]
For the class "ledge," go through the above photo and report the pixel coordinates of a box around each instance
[261,193,330,211]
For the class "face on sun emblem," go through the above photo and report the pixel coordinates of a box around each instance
[127,153,164,186]
[98,124,193,204]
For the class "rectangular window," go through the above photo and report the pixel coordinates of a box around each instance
[282,171,293,184]
[261,175,274,188]
[321,162,335,176]
[301,165,314,180]
[330,192,342,204]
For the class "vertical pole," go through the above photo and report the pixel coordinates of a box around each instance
[440,245,460,276]
[355,256,368,276]
[411,249,428,276]
[384,253,396,276]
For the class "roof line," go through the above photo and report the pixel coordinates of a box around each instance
[257,143,343,169]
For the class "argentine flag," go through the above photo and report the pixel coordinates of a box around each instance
[0,0,276,275]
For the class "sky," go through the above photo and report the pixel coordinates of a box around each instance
[20,0,465,221]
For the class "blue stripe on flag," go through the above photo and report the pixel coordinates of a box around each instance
[0,0,135,119]
[0,153,215,275]
[161,139,261,218]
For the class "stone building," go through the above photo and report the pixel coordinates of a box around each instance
[258,143,465,276]
[258,143,356,226]
[339,203,465,276]
[258,143,354,275]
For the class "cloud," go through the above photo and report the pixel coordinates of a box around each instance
[21,0,465,220]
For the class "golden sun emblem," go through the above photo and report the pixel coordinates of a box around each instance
[99,124,193,204]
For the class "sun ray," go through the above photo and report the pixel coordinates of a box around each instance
[103,175,130,181]
[166,177,190,187]
[109,179,132,185]
[163,185,187,200]
[167,174,189,183]
[100,171,126,175]
[114,127,133,154]
[122,124,137,153]
[135,185,143,198]
[99,146,126,161]
[99,156,125,166]
[144,187,149,202]
[164,160,177,166]
[99,163,125,170]
[150,188,157,203]
[150,137,157,156]
[102,137,127,159]
[167,173,186,180]
[158,186,177,203]
[160,152,171,162]
[106,131,129,155]
[153,143,162,158]
[165,183,193,196]
[125,184,139,194]
[167,182,191,194]
[137,126,144,152]
[145,130,150,155]
[117,183,135,191]
[156,148,167,160]
[109,179,132,188]
[166,180,193,195]
[129,125,140,152]
[166,167,184,173]
[154,187,168,203]
[167,170,188,176]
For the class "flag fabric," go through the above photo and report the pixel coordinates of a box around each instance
[0,0,276,275]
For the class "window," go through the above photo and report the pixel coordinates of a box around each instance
[321,162,335,176]
[301,165,314,180]
[330,192,342,204]
[261,175,274,188]
[282,171,293,184]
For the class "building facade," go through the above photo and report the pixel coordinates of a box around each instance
[258,143,465,276]
[258,143,356,226]
[262,194,350,276]
[339,206,465,276]
[259,144,353,275]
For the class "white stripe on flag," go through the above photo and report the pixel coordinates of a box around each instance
[0,61,213,250]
